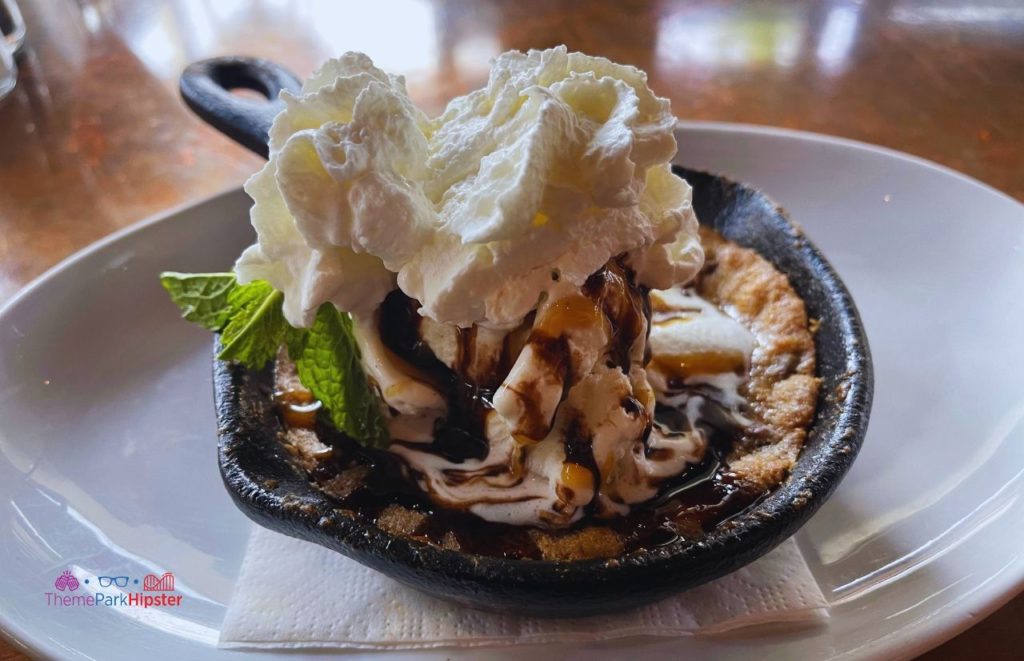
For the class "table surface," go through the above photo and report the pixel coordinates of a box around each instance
[1,0,1021,658]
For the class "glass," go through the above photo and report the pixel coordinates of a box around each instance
[0,0,22,101]
[97,576,130,588]
[0,0,24,54]
[0,38,14,101]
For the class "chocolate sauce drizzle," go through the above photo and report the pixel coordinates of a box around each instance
[281,266,764,560]
[300,399,762,559]
[378,290,497,462]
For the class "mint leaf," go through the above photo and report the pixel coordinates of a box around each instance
[287,304,389,448]
[217,281,289,369]
[159,272,237,331]
[161,272,390,447]
[160,271,287,367]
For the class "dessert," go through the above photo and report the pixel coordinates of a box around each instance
[163,47,820,560]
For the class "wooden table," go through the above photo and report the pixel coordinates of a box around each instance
[0,1,1020,658]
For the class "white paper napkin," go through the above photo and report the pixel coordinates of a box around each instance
[219,526,828,650]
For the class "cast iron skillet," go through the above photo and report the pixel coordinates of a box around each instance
[181,57,873,616]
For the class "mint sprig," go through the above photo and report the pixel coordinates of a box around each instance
[159,272,389,448]
[287,305,390,448]
[159,272,237,330]
[218,281,288,368]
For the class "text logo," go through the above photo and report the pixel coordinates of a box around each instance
[46,569,183,610]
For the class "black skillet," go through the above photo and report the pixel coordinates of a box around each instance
[180,56,873,616]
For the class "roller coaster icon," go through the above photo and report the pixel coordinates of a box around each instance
[142,572,175,592]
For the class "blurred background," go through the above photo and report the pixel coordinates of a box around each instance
[1,0,1023,302]
[0,1,1022,658]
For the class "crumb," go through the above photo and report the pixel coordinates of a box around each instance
[441,531,461,551]
[280,427,330,472]
[668,517,705,539]
[375,504,428,537]
[319,465,370,500]
[529,527,624,561]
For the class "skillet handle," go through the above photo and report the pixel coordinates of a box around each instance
[180,56,301,159]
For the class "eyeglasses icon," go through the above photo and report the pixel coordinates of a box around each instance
[97,576,129,588]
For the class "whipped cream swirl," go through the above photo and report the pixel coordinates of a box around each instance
[237,46,702,328]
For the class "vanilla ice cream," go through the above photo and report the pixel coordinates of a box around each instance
[366,275,757,527]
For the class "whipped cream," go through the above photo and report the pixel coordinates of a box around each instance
[237,47,702,328]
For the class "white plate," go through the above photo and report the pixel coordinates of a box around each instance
[2,123,1023,661]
